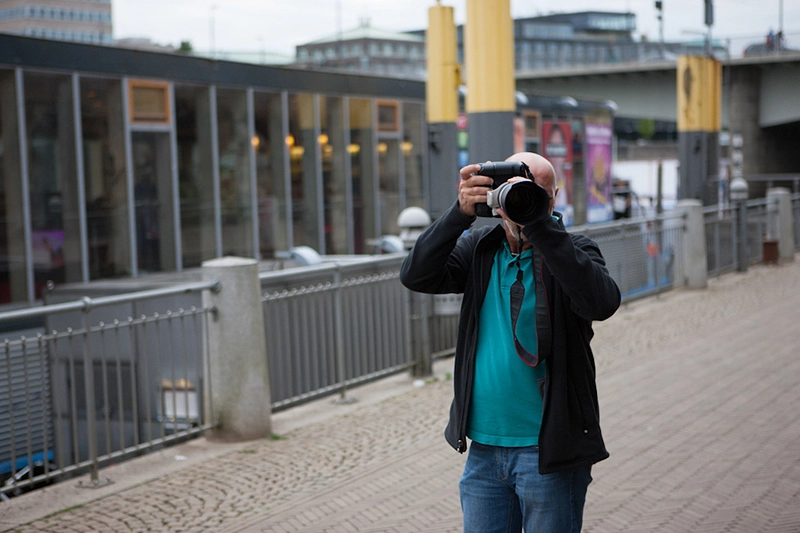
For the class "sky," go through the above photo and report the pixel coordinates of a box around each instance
[113,0,799,58]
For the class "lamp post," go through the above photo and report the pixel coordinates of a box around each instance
[209,5,218,59]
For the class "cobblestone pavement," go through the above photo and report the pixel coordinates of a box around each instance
[2,257,799,532]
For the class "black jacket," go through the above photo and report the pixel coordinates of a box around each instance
[400,203,621,474]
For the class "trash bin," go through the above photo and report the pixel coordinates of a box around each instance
[763,239,779,265]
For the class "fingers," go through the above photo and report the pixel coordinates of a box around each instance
[458,164,492,217]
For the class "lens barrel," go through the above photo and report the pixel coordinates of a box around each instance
[497,181,549,225]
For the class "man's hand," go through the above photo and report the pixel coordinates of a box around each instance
[458,163,493,217]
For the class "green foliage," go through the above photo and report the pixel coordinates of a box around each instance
[638,118,656,140]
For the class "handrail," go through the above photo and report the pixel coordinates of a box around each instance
[0,279,220,323]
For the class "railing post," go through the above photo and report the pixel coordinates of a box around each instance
[736,200,749,272]
[677,200,708,289]
[767,188,795,263]
[76,298,111,489]
[202,257,271,441]
[332,265,354,403]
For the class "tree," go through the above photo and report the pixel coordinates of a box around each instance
[177,40,193,54]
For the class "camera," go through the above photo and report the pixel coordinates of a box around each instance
[474,161,550,225]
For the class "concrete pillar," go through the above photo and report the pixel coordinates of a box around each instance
[426,2,460,219]
[767,188,795,263]
[465,0,515,163]
[677,199,707,289]
[202,257,271,441]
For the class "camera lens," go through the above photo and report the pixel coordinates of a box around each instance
[499,181,538,223]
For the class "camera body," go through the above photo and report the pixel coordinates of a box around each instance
[474,161,550,225]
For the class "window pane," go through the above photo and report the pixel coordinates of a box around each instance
[216,89,253,257]
[402,102,425,210]
[132,131,176,273]
[81,77,130,279]
[176,85,215,268]
[0,70,28,303]
[349,99,375,254]
[320,96,348,255]
[378,139,399,236]
[24,72,81,297]
[287,93,319,250]
[253,91,287,259]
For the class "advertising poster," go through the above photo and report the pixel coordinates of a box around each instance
[32,229,65,269]
[585,123,614,223]
[542,121,573,225]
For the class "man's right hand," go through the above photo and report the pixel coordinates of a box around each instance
[458,163,493,217]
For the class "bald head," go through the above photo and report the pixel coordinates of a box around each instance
[505,151,557,213]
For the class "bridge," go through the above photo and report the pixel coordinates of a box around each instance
[517,51,800,181]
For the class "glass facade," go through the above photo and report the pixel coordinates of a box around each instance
[320,96,348,255]
[24,72,81,298]
[176,85,215,268]
[81,77,130,279]
[216,88,254,258]
[0,69,27,303]
[253,91,287,259]
[403,102,425,210]
[287,93,319,250]
[349,99,375,254]
[0,52,427,304]
[132,130,176,273]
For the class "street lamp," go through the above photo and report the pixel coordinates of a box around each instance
[209,5,218,59]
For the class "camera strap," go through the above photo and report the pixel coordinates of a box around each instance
[509,259,540,367]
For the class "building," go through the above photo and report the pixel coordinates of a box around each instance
[0,0,112,45]
[293,19,426,80]
[512,11,725,71]
[0,34,428,306]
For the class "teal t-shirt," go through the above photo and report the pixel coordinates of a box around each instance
[467,240,546,447]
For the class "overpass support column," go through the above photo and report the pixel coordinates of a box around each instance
[465,0,515,163]
[677,55,721,205]
[426,1,460,219]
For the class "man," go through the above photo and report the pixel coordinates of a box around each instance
[400,152,621,532]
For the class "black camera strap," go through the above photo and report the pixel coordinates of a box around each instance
[509,253,540,367]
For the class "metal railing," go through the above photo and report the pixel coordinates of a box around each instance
[794,193,800,250]
[570,212,687,302]
[260,255,411,411]
[0,281,218,499]
[704,197,777,276]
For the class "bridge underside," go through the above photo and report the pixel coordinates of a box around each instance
[516,55,800,178]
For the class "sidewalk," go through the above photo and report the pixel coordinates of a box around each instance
[2,256,799,532]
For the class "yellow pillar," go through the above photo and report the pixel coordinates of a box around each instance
[677,55,721,133]
[464,0,515,114]
[426,1,459,123]
[676,55,722,204]
[464,0,515,163]
[426,1,461,218]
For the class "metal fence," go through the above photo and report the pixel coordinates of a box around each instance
[260,255,411,411]
[0,281,217,499]
[704,198,779,276]
[570,213,687,302]
[794,194,800,250]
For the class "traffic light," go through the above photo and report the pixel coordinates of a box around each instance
[704,0,713,27]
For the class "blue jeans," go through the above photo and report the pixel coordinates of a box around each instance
[459,442,592,533]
